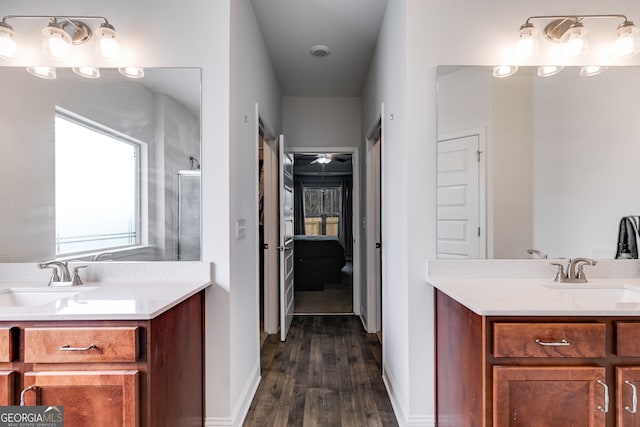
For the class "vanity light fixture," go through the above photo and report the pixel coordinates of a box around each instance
[0,15,137,80]
[493,65,518,78]
[537,65,564,77]
[515,14,640,60]
[580,65,608,77]
[118,66,144,79]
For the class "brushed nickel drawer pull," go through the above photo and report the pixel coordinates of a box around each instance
[59,344,97,351]
[535,339,570,346]
[597,380,609,413]
[625,380,638,414]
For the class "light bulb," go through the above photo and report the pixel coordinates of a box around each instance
[515,23,538,58]
[492,65,518,78]
[26,65,56,79]
[118,66,144,79]
[42,21,72,60]
[0,22,16,59]
[610,21,640,59]
[72,66,101,79]
[561,21,588,57]
[537,66,564,77]
[95,23,121,61]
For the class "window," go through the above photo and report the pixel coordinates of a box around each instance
[55,111,141,256]
[303,185,341,236]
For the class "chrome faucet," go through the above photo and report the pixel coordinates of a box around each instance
[527,249,548,259]
[550,258,597,283]
[37,261,86,286]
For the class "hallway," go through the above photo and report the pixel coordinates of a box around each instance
[244,315,397,426]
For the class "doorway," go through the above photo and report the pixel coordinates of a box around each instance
[292,151,354,315]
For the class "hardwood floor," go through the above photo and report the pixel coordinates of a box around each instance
[244,315,397,427]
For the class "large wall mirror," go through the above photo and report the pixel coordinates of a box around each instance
[0,67,201,262]
[437,66,640,260]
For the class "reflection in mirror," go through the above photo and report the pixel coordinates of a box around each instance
[0,67,201,262]
[437,66,640,260]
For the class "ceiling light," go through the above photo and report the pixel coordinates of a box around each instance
[310,45,330,58]
[580,65,608,77]
[72,66,100,79]
[119,66,144,79]
[515,14,640,61]
[314,154,332,164]
[0,21,16,58]
[42,20,72,60]
[537,65,564,77]
[26,65,56,79]
[610,20,640,58]
[493,65,518,78]
[95,22,121,61]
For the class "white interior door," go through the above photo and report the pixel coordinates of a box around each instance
[279,135,294,341]
[263,136,279,334]
[437,133,484,258]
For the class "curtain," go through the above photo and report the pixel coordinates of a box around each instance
[294,179,305,235]
[339,179,352,257]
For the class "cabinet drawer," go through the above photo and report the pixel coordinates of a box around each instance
[24,327,139,363]
[0,327,15,362]
[616,322,640,356]
[493,323,606,358]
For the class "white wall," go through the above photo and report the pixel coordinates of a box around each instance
[229,0,282,424]
[283,97,361,148]
[365,0,640,425]
[0,0,234,424]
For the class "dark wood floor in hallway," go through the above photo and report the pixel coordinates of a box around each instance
[244,315,398,427]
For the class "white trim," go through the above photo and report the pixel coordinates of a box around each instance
[364,105,383,333]
[204,417,232,427]
[230,360,261,426]
[290,146,361,316]
[382,358,406,426]
[407,415,436,426]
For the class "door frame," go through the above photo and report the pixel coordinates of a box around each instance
[365,108,383,334]
[290,145,361,316]
[256,105,279,334]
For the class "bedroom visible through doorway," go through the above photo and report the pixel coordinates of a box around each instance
[292,152,353,315]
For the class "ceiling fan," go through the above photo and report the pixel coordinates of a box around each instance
[309,153,350,164]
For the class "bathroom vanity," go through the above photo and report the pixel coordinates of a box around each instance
[432,273,640,427]
[0,279,208,426]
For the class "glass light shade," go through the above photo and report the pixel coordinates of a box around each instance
[42,23,72,60]
[515,23,538,58]
[492,65,518,78]
[95,24,121,61]
[561,22,588,57]
[72,66,101,79]
[316,154,332,164]
[580,65,608,77]
[118,66,144,79]
[537,65,564,77]
[610,21,640,59]
[0,23,16,59]
[26,65,56,79]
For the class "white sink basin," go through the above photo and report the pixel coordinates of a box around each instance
[0,287,95,307]
[540,283,640,303]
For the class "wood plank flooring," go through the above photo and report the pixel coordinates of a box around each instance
[244,315,397,427]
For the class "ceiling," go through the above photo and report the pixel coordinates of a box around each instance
[251,0,388,97]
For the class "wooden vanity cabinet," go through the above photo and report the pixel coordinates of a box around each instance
[435,289,640,427]
[0,291,204,427]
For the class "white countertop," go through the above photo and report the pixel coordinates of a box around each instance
[0,280,210,321]
[429,277,640,316]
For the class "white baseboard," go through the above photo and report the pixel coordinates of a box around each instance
[407,415,436,426]
[205,360,261,427]
[382,359,407,426]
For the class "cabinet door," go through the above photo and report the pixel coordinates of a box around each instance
[23,370,139,427]
[617,367,640,426]
[494,366,606,427]
[0,371,15,405]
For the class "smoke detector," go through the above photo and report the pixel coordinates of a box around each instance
[310,45,330,58]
